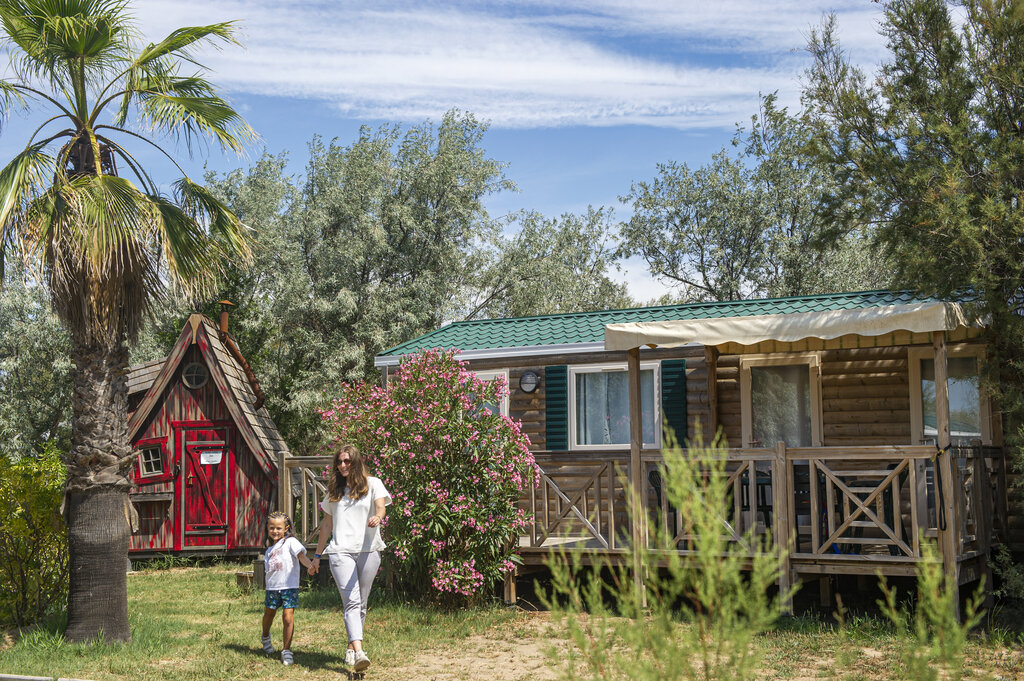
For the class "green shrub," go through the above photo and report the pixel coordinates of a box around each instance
[542,431,792,681]
[0,441,68,627]
[879,539,985,681]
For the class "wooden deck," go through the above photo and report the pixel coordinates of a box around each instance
[521,443,1003,586]
[276,441,1003,597]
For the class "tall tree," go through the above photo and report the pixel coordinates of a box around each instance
[468,206,633,319]
[620,95,890,302]
[802,0,1024,472]
[0,260,71,460]
[0,0,253,642]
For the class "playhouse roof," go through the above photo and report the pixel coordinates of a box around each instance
[374,290,956,366]
[127,314,289,474]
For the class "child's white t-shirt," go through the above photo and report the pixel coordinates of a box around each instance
[264,536,306,591]
[320,476,392,554]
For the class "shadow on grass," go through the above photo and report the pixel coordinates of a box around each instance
[222,642,351,674]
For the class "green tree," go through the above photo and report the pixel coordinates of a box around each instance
[802,0,1024,493]
[0,261,71,460]
[0,0,253,642]
[620,94,890,302]
[468,206,633,319]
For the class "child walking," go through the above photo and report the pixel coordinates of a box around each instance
[261,511,312,666]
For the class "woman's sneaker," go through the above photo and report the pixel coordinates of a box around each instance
[261,635,274,655]
[344,649,356,666]
[353,650,371,672]
[282,649,294,666]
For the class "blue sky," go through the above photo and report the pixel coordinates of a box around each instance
[0,1,890,301]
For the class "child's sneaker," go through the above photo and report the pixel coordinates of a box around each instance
[261,635,274,655]
[353,650,370,672]
[344,648,356,666]
[282,649,294,666]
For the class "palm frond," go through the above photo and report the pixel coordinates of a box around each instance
[0,78,29,126]
[148,193,215,292]
[0,142,54,236]
[134,22,239,70]
[136,90,255,154]
[172,177,253,263]
[0,0,133,90]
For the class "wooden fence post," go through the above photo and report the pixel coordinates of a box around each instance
[774,441,792,615]
[627,347,647,608]
[278,450,289,515]
[933,332,961,617]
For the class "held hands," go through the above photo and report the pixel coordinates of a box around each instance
[367,515,381,528]
[308,556,320,576]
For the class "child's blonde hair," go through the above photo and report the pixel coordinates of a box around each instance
[266,511,295,544]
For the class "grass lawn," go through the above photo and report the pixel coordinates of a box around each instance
[0,562,534,681]
[1,564,1023,680]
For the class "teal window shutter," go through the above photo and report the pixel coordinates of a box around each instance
[544,365,569,451]
[661,359,687,445]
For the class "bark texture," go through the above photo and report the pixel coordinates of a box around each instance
[63,343,135,643]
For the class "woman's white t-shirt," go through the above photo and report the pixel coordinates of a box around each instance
[264,536,306,591]
[320,476,392,554]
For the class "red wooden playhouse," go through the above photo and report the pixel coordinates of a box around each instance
[125,304,289,555]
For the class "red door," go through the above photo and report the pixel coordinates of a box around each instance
[179,425,232,548]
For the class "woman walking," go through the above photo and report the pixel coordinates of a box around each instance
[309,444,391,672]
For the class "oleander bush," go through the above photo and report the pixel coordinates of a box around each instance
[321,349,536,605]
[0,441,68,627]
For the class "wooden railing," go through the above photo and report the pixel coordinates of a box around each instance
[275,445,1000,575]
[277,454,329,547]
[525,444,1000,571]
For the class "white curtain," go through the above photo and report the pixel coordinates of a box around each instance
[576,370,655,445]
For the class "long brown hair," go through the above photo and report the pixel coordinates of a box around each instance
[327,443,369,502]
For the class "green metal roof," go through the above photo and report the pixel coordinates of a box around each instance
[379,290,942,357]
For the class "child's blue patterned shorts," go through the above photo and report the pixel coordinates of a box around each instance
[265,588,299,610]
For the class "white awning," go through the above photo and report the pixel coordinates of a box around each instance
[604,302,975,351]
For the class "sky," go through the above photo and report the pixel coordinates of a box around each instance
[0,0,891,302]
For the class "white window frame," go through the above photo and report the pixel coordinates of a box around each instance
[568,361,662,451]
[740,353,823,448]
[138,445,165,479]
[908,344,991,445]
[474,370,509,416]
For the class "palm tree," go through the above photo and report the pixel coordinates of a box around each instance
[0,0,254,642]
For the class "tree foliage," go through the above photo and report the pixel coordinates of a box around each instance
[468,206,632,319]
[620,94,891,301]
[802,0,1024,487]
[0,442,68,628]
[137,114,635,454]
[0,262,70,460]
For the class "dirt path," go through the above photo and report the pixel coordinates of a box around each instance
[381,612,559,681]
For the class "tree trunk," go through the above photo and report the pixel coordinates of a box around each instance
[63,342,134,643]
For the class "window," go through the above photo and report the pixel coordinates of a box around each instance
[909,345,990,444]
[181,361,208,389]
[740,354,822,448]
[569,363,660,449]
[473,370,509,416]
[138,446,164,478]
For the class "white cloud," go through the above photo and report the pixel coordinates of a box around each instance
[129,0,888,130]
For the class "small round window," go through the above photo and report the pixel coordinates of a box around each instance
[181,362,208,389]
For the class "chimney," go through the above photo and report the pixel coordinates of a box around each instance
[219,300,235,335]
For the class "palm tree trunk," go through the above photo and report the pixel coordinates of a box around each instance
[63,343,133,643]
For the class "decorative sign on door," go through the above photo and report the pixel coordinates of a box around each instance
[200,447,224,465]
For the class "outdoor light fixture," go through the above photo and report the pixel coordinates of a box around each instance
[519,370,540,393]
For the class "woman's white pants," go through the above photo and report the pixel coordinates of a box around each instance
[328,551,381,643]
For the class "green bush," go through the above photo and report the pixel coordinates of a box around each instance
[543,431,792,681]
[0,442,68,627]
